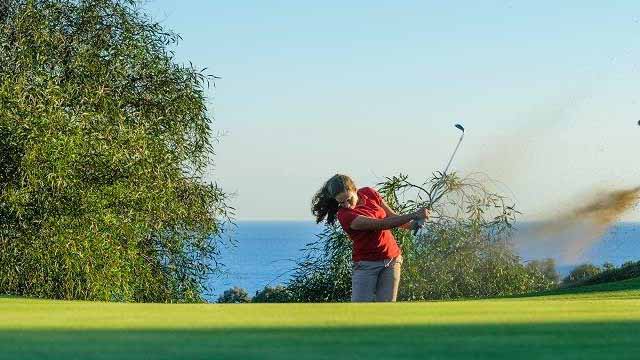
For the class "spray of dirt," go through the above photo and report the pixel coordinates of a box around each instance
[513,187,640,264]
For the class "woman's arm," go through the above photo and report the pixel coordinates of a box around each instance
[350,207,429,231]
[350,213,416,231]
[379,199,414,230]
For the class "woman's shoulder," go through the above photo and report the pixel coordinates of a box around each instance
[337,206,351,214]
[336,206,358,228]
[358,186,376,195]
[358,187,380,199]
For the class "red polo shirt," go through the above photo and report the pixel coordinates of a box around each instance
[336,187,401,262]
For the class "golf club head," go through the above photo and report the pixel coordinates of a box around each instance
[455,124,465,132]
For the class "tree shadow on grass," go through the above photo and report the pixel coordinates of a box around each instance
[2,322,639,360]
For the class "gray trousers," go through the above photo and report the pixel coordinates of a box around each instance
[351,255,403,302]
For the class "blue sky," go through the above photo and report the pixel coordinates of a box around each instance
[144,1,640,220]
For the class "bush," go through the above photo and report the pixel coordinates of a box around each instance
[574,261,640,287]
[0,0,232,302]
[399,223,552,300]
[217,287,250,304]
[563,263,601,284]
[288,172,553,302]
[286,226,352,302]
[252,285,294,303]
[525,258,560,286]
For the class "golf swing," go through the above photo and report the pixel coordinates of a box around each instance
[311,124,466,302]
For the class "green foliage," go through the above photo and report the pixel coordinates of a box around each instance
[562,263,602,285]
[377,173,543,300]
[252,285,294,303]
[602,262,615,272]
[0,0,232,302]
[286,225,352,302]
[288,172,553,302]
[562,261,640,289]
[525,258,560,286]
[397,223,552,300]
[217,287,250,304]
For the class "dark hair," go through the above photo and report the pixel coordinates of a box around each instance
[311,174,356,225]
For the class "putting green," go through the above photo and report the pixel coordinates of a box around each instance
[3,278,640,359]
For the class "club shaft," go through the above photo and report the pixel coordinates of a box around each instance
[443,133,464,174]
[414,125,465,235]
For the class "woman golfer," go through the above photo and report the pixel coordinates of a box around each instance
[312,174,429,302]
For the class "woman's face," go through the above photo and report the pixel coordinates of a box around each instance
[335,190,357,209]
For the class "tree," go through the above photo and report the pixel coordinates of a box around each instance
[0,0,232,302]
[525,258,560,286]
[563,263,601,285]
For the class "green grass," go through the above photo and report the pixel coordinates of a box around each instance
[3,280,640,359]
[514,276,640,299]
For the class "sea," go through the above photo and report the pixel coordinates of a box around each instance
[205,221,640,302]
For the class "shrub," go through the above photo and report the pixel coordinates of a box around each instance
[252,285,294,303]
[525,258,560,286]
[288,172,553,302]
[217,287,250,304]
[602,262,616,272]
[576,261,640,287]
[286,225,353,302]
[563,263,601,284]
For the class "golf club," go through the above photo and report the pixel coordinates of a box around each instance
[413,123,466,235]
[443,124,465,175]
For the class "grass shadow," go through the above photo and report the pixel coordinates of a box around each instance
[2,321,639,360]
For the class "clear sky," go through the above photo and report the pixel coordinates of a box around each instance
[143,1,640,221]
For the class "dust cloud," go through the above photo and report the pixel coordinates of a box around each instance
[512,187,640,263]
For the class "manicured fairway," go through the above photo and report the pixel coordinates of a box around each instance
[3,278,640,359]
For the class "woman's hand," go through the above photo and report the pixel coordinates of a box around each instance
[413,207,431,220]
[410,208,431,234]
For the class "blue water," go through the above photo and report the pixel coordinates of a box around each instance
[207,221,323,301]
[205,221,640,302]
